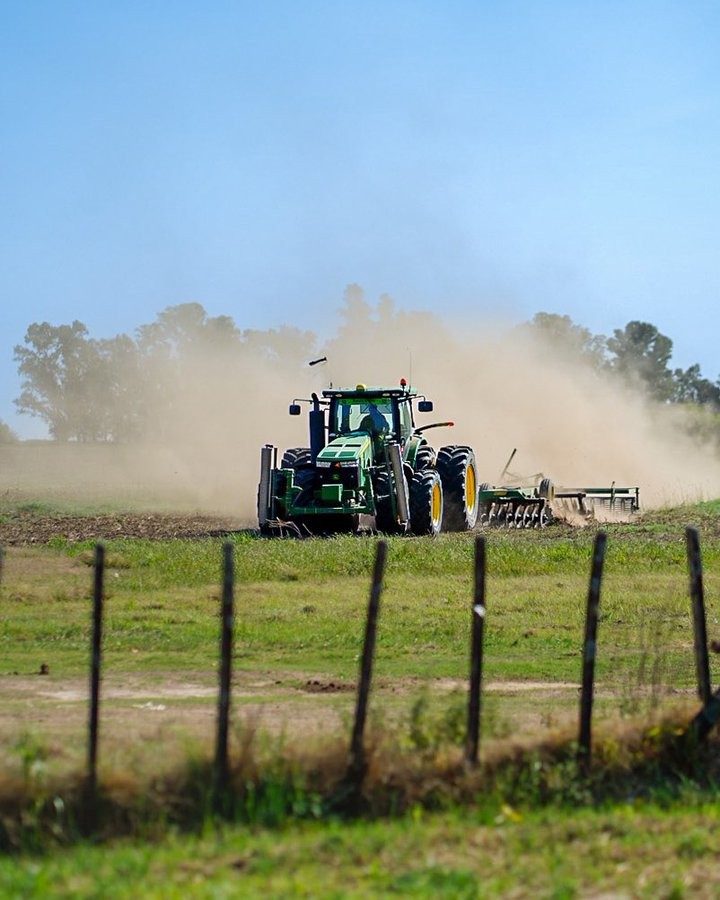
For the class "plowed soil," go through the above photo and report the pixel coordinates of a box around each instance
[0,511,248,546]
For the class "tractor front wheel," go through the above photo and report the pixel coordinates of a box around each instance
[409,469,444,536]
[414,444,436,471]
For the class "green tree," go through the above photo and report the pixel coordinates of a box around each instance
[134,304,245,437]
[0,419,18,443]
[97,334,145,441]
[14,321,108,441]
[672,363,720,408]
[336,283,372,332]
[519,312,607,368]
[136,302,241,357]
[132,302,318,440]
[606,321,675,402]
[241,325,317,369]
[13,321,145,441]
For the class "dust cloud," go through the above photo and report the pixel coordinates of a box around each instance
[321,304,720,511]
[4,299,720,520]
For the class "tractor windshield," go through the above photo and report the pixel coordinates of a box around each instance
[331,398,394,437]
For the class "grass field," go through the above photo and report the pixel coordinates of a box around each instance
[4,801,720,898]
[1,497,720,897]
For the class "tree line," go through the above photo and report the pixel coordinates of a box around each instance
[8,303,315,442]
[517,313,720,406]
[3,297,719,443]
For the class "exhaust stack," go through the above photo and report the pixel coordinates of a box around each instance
[309,392,326,463]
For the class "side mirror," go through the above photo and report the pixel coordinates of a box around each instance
[289,404,301,416]
[418,400,433,413]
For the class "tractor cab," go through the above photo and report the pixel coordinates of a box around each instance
[324,384,416,448]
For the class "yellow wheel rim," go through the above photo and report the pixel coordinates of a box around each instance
[466,464,477,512]
[432,481,442,523]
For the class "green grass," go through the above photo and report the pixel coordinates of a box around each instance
[2,519,718,689]
[57,521,720,585]
[3,797,720,897]
[2,501,720,893]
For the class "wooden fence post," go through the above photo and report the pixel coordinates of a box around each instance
[348,540,387,783]
[577,531,607,770]
[688,687,720,741]
[465,535,486,766]
[87,543,105,804]
[686,527,712,704]
[214,541,235,813]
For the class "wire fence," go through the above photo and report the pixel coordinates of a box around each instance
[1,527,718,827]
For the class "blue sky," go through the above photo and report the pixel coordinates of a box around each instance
[2,1,719,437]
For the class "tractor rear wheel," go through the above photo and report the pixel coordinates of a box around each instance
[409,469,443,536]
[280,446,314,501]
[281,447,312,469]
[436,446,479,531]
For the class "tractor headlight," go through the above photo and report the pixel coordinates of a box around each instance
[317,460,360,490]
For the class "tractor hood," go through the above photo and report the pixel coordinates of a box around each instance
[315,432,372,468]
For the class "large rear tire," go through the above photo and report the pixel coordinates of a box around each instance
[270,447,314,532]
[280,446,314,499]
[281,447,312,469]
[409,469,443,536]
[436,446,479,531]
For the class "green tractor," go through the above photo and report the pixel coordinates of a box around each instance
[257,381,478,536]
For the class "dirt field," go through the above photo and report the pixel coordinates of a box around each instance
[0,668,356,774]
[0,511,246,545]
[0,664,592,778]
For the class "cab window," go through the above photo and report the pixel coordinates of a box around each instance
[333,399,393,435]
[398,400,413,439]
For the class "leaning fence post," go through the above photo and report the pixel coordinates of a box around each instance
[577,531,607,770]
[348,540,387,783]
[87,543,105,805]
[465,536,486,766]
[214,541,235,813]
[686,527,712,704]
